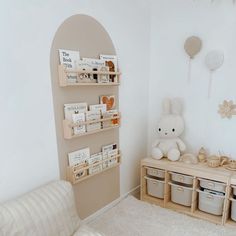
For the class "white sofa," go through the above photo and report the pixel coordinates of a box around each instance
[0,180,103,236]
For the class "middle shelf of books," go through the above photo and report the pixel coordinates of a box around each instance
[63,100,120,140]
[67,144,121,184]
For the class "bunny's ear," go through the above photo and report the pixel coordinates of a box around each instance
[171,98,183,115]
[162,98,171,115]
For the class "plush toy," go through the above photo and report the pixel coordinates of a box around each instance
[152,98,186,161]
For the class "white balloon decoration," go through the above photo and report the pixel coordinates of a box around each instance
[205,50,224,98]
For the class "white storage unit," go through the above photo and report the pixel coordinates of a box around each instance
[146,167,165,179]
[145,176,165,199]
[231,185,236,196]
[170,172,193,186]
[231,198,236,221]
[198,190,225,216]
[169,182,192,206]
[140,158,236,227]
[199,178,226,193]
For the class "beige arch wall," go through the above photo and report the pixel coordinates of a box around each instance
[50,14,120,219]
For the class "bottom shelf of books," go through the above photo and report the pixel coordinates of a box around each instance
[67,144,121,184]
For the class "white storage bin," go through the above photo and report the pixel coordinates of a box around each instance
[145,176,165,199]
[197,189,225,216]
[199,178,226,193]
[170,172,193,186]
[146,167,165,179]
[231,198,236,221]
[170,182,192,206]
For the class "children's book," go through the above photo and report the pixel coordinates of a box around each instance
[86,110,101,132]
[68,147,90,167]
[72,113,86,135]
[100,143,117,169]
[88,152,103,174]
[64,103,88,120]
[89,104,107,113]
[82,58,107,83]
[59,49,80,83]
[77,60,95,83]
[100,54,118,83]
[102,109,119,128]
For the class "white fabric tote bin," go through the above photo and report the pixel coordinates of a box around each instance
[145,176,165,199]
[169,182,192,206]
[146,167,165,180]
[231,198,236,221]
[197,189,225,216]
[199,178,226,193]
[170,172,193,187]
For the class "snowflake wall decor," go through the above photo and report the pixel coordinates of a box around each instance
[218,100,236,119]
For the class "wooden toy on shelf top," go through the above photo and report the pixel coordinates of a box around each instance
[198,147,207,163]
[179,153,198,164]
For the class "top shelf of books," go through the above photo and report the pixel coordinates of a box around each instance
[58,65,121,87]
[58,50,121,87]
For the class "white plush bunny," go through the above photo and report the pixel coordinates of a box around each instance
[152,98,186,161]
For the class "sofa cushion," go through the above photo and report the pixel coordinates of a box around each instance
[73,225,104,236]
[0,180,80,236]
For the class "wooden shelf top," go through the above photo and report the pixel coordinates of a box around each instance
[141,157,234,183]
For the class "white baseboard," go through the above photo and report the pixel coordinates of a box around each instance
[83,185,140,224]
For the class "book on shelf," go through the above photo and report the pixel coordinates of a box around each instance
[82,58,109,83]
[58,49,80,83]
[72,113,86,135]
[86,110,101,132]
[100,95,115,110]
[64,103,88,120]
[108,156,118,167]
[102,110,119,128]
[77,60,96,83]
[69,148,89,181]
[87,152,103,175]
[100,54,118,83]
[68,147,90,167]
[102,143,118,169]
[89,104,107,113]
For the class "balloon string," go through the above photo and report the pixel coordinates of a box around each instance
[188,58,192,83]
[208,71,213,99]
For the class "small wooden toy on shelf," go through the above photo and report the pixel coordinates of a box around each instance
[198,147,207,163]
[207,155,222,168]
[179,153,198,164]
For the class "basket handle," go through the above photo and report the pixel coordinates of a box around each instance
[207,194,214,200]
[177,186,184,192]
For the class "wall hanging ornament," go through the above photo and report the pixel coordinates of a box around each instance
[218,100,236,119]
[205,50,224,98]
[184,36,202,83]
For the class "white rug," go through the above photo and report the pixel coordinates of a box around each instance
[89,196,235,236]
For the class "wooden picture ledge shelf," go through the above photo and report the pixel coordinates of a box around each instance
[67,154,121,184]
[141,157,236,227]
[63,114,121,139]
[58,64,121,87]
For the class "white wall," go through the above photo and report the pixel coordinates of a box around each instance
[148,0,236,158]
[0,0,150,201]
